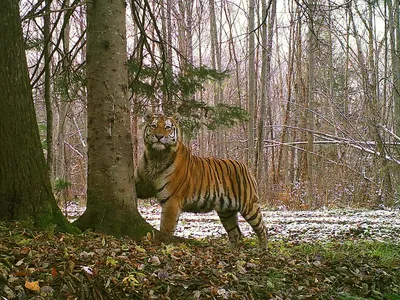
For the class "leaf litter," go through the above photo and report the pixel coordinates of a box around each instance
[1,206,400,299]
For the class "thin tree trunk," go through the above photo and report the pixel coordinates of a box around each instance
[209,0,223,157]
[395,0,400,136]
[257,0,276,198]
[388,0,400,135]
[177,0,187,68]
[306,0,316,201]
[54,0,71,203]
[296,4,308,185]
[366,1,393,203]
[344,1,350,117]
[247,0,256,168]
[224,3,242,108]
[196,0,205,156]
[44,0,53,173]
[186,0,193,65]
[277,2,297,185]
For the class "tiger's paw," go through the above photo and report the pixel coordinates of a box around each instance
[257,238,269,254]
[155,231,186,245]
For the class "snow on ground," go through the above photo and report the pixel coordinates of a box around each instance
[139,205,400,243]
[65,202,400,243]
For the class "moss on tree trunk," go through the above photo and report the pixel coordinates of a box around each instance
[0,0,77,234]
[73,0,154,239]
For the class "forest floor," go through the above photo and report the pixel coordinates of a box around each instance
[1,205,400,299]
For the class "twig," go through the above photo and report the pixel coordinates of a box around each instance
[73,117,86,149]
[378,123,400,141]
[263,139,376,183]
[64,141,84,158]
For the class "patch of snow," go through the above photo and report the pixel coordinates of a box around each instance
[139,206,400,243]
[64,202,400,243]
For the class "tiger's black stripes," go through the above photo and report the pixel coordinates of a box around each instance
[135,114,268,248]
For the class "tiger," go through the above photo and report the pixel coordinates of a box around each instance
[135,113,268,248]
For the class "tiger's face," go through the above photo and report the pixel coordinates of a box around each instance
[144,114,180,151]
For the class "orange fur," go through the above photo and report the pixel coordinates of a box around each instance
[135,114,267,247]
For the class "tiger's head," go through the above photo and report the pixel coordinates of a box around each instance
[143,114,180,152]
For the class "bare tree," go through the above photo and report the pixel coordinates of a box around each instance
[257,0,277,197]
[247,0,256,168]
[43,0,53,172]
[388,0,400,136]
[209,0,223,157]
[305,0,316,201]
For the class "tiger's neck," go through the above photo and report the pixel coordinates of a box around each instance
[144,141,182,170]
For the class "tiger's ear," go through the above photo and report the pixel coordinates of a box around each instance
[172,112,181,124]
[144,110,153,122]
[138,110,153,129]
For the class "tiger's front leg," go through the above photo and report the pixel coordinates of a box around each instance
[159,201,182,240]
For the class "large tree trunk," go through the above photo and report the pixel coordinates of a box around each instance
[74,0,153,239]
[0,0,75,232]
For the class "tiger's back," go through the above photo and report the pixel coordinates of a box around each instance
[135,114,267,247]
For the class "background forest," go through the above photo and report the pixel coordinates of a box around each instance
[22,0,400,211]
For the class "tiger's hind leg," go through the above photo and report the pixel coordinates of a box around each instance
[217,211,242,247]
[240,203,268,249]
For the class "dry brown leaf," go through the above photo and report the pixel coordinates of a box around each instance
[25,280,40,291]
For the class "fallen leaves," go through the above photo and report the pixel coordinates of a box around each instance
[24,280,39,291]
[0,220,399,299]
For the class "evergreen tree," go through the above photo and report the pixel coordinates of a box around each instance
[0,0,75,232]
[73,0,153,238]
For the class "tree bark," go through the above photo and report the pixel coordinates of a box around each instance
[306,0,316,201]
[74,0,153,239]
[0,0,75,232]
[257,0,276,198]
[388,0,400,136]
[54,0,71,202]
[44,0,53,173]
[209,0,223,157]
[247,0,256,169]
[395,0,400,136]
[277,2,298,185]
